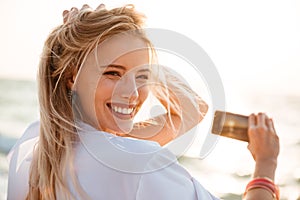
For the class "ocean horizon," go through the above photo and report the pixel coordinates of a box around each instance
[0,77,299,200]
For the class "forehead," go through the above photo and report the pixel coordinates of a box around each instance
[85,34,150,70]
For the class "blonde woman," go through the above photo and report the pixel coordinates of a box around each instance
[7,4,279,200]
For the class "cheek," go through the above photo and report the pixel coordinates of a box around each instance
[95,79,115,104]
[138,86,149,102]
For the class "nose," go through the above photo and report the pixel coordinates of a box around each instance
[117,74,139,102]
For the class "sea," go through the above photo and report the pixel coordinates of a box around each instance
[0,78,299,200]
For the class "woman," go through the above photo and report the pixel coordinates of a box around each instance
[7,4,280,200]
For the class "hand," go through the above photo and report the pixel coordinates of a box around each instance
[245,113,280,200]
[62,4,106,23]
[247,113,280,164]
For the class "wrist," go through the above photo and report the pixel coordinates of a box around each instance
[256,158,277,167]
[254,159,277,181]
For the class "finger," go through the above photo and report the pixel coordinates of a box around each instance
[62,10,69,23]
[96,3,106,10]
[67,7,79,21]
[81,4,92,11]
[70,7,79,17]
[257,112,266,127]
[248,113,256,128]
[264,114,270,127]
[70,7,79,12]
[268,118,277,134]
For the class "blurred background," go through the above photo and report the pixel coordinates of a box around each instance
[0,0,299,199]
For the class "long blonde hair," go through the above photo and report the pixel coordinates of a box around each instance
[27,5,150,199]
[27,4,207,200]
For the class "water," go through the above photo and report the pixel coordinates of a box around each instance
[0,78,299,199]
[0,78,38,200]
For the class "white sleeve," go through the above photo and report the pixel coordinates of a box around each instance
[136,162,219,200]
[7,121,39,200]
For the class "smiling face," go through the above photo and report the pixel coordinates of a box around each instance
[74,34,151,134]
[95,49,151,134]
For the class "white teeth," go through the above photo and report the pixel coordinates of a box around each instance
[118,107,122,113]
[112,105,134,115]
[113,106,118,113]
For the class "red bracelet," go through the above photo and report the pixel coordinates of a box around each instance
[243,177,280,200]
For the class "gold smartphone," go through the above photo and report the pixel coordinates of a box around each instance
[211,110,249,142]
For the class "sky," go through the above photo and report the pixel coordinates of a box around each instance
[0,0,300,94]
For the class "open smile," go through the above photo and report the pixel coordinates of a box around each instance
[106,103,136,119]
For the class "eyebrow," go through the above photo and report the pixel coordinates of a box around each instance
[101,64,126,70]
[102,64,151,72]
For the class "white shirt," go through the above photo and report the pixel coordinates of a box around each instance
[7,121,219,200]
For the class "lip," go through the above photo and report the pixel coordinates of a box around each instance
[106,102,137,120]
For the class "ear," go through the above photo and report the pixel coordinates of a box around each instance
[67,73,77,90]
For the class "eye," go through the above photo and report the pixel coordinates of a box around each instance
[136,70,150,80]
[136,74,149,80]
[103,71,121,79]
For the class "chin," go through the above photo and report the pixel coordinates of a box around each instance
[103,120,134,135]
[114,120,134,134]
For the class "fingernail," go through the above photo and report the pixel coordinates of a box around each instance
[63,10,69,15]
